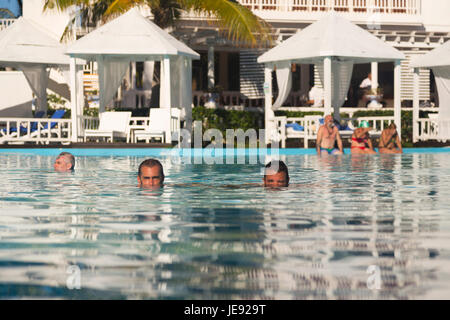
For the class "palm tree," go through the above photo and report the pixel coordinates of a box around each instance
[44,0,273,47]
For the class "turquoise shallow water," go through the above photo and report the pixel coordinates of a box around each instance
[1,151,450,299]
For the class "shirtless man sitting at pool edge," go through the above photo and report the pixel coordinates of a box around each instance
[316,115,343,156]
[379,123,403,154]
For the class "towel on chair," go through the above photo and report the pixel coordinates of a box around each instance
[285,123,305,132]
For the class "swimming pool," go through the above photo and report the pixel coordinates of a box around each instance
[1,149,450,299]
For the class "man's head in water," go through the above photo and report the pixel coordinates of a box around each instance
[138,159,165,189]
[54,152,75,172]
[263,161,289,188]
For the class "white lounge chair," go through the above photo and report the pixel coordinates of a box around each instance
[84,112,131,142]
[134,108,180,144]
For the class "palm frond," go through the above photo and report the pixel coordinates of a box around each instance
[179,0,273,47]
[46,0,273,47]
[104,0,141,15]
[43,0,90,12]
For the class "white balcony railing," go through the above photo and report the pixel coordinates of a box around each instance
[415,118,438,142]
[0,118,72,144]
[0,19,15,31]
[238,0,421,15]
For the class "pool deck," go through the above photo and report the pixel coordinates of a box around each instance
[1,146,450,157]
[0,142,173,149]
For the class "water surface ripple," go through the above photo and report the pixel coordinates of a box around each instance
[0,153,449,299]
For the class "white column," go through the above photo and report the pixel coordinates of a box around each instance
[185,58,193,133]
[160,56,171,109]
[208,45,215,89]
[264,65,274,145]
[371,62,379,90]
[413,67,420,143]
[70,57,78,143]
[76,66,84,134]
[160,56,172,143]
[97,55,105,113]
[324,57,332,116]
[131,62,136,89]
[394,60,402,139]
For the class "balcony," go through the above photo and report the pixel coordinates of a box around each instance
[238,0,422,25]
[0,19,16,31]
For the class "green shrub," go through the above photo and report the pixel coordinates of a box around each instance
[47,93,67,110]
[193,106,264,136]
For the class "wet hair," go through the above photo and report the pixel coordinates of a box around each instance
[138,159,164,178]
[389,123,397,130]
[58,152,75,170]
[264,160,289,179]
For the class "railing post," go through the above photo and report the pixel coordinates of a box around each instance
[394,60,402,140]
[70,57,79,143]
[264,64,274,145]
[323,57,333,117]
[413,67,420,143]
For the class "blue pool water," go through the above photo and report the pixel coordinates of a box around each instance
[1,149,450,299]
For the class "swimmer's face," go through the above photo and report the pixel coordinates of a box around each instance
[138,166,164,189]
[263,170,289,188]
[54,156,72,172]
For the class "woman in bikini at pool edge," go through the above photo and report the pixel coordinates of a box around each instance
[351,120,377,155]
[378,123,403,154]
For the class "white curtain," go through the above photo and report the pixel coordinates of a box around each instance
[331,61,353,109]
[433,66,450,140]
[271,61,292,111]
[160,57,171,109]
[167,56,193,131]
[20,64,50,114]
[170,56,181,109]
[98,57,130,113]
[181,58,193,132]
[317,60,354,117]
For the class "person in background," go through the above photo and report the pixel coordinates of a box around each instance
[307,85,324,107]
[360,73,372,90]
[379,123,403,154]
[351,121,377,155]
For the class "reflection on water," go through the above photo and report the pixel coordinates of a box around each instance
[1,153,450,299]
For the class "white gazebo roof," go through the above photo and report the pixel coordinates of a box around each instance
[0,17,71,67]
[411,40,450,68]
[258,13,404,64]
[66,8,200,61]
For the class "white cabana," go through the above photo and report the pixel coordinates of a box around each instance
[66,8,200,142]
[257,13,405,144]
[411,40,450,142]
[0,17,83,117]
